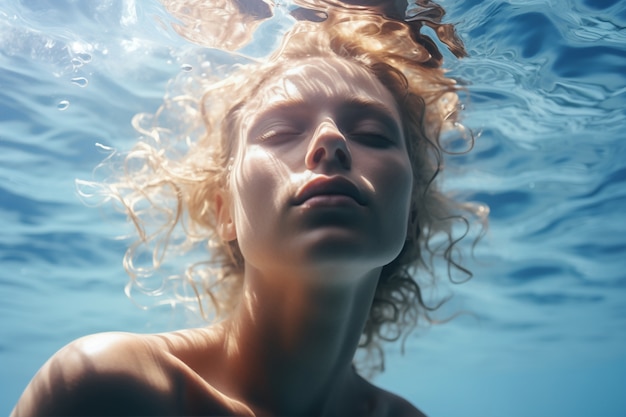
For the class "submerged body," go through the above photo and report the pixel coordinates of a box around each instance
[14,330,423,416]
[12,56,425,417]
[12,1,474,415]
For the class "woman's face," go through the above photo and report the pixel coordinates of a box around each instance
[223,57,413,280]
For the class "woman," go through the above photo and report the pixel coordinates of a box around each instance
[12,2,479,416]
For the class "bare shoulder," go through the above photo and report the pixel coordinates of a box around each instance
[11,332,176,416]
[381,390,428,417]
[359,376,427,417]
[12,329,249,417]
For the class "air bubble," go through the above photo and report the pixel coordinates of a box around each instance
[57,100,70,111]
[71,77,89,87]
[181,64,193,72]
[76,52,92,63]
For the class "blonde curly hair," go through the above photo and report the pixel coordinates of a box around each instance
[97,6,485,375]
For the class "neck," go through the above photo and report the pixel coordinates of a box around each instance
[218,263,381,416]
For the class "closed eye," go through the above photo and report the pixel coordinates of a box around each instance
[255,123,304,143]
[344,116,399,147]
[350,132,394,148]
[248,103,309,144]
[338,100,403,147]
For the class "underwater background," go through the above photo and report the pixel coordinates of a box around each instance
[1,0,625,416]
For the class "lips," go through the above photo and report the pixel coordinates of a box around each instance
[294,176,366,206]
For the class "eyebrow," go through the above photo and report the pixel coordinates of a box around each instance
[254,96,402,134]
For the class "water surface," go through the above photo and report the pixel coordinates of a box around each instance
[1,1,625,416]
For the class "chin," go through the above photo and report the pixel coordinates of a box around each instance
[294,233,395,273]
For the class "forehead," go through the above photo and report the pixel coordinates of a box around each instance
[242,57,401,124]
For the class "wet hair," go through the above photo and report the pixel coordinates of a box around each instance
[96,6,486,375]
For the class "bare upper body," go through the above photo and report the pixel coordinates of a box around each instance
[12,328,425,416]
[12,56,427,417]
[11,0,473,411]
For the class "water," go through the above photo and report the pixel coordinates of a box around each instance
[1,1,625,416]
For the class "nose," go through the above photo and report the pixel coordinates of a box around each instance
[305,118,352,170]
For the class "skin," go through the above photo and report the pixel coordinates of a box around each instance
[11,57,425,417]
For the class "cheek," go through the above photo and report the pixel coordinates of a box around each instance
[372,153,414,251]
[230,147,290,245]
[388,162,413,230]
[374,153,413,211]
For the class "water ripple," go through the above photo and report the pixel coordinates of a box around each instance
[1,1,626,416]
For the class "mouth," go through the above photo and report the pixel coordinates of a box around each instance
[294,176,366,206]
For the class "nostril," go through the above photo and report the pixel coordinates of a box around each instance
[312,147,326,164]
[336,148,348,165]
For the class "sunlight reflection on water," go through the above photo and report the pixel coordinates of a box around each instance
[1,1,625,416]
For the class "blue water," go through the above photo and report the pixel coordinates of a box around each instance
[1,1,625,416]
